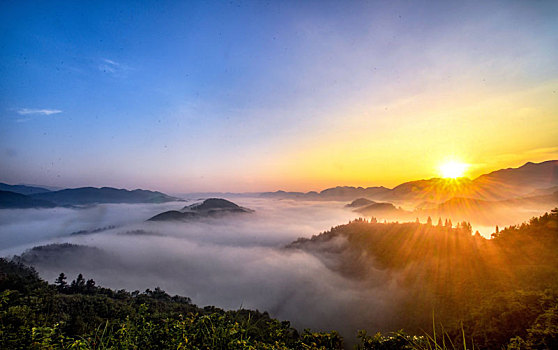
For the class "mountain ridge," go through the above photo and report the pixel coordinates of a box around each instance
[0,186,182,208]
[263,160,558,203]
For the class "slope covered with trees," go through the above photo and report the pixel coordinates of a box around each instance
[0,260,342,349]
[289,209,558,349]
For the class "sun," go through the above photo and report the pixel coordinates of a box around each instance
[439,161,469,179]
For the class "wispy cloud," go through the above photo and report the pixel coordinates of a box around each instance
[99,58,130,76]
[17,108,62,116]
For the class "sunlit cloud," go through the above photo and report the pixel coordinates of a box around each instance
[17,108,62,116]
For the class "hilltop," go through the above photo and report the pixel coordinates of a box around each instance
[148,198,254,222]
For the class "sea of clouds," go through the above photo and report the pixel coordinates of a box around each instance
[0,198,407,341]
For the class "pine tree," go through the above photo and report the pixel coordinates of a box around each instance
[55,273,67,291]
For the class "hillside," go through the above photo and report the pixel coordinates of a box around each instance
[0,258,343,349]
[409,191,558,226]
[473,160,558,194]
[355,202,410,220]
[345,198,376,208]
[148,198,253,221]
[288,209,558,349]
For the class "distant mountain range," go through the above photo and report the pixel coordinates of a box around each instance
[0,183,52,195]
[2,160,557,210]
[0,184,181,208]
[148,198,254,222]
[263,160,558,203]
[0,190,57,209]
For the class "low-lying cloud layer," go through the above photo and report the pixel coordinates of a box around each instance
[0,198,408,341]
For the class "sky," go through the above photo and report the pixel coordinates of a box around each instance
[1,0,557,193]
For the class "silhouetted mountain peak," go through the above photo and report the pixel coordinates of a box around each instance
[346,198,376,208]
[148,198,253,222]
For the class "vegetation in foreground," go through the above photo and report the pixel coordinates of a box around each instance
[1,209,557,349]
[0,259,343,349]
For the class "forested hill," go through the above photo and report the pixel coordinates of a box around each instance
[288,209,558,349]
[0,259,343,349]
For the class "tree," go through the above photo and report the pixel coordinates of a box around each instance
[85,279,96,293]
[70,273,86,292]
[437,218,443,227]
[427,216,432,226]
[445,219,452,228]
[55,273,67,291]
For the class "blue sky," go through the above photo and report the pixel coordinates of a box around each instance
[1,1,557,192]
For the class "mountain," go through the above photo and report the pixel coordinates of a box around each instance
[355,202,411,219]
[148,198,254,222]
[385,161,558,203]
[261,186,391,201]
[345,198,376,208]
[0,190,57,209]
[265,160,558,204]
[0,182,51,195]
[318,186,391,200]
[414,190,558,226]
[526,185,558,197]
[185,198,245,211]
[13,243,110,267]
[473,160,558,194]
[29,187,181,206]
[387,176,527,203]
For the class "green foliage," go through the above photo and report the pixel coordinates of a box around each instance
[294,209,558,349]
[356,330,424,350]
[0,259,343,349]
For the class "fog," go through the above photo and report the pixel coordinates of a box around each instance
[0,201,185,254]
[0,198,409,342]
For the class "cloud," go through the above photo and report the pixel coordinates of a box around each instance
[17,108,62,116]
[0,198,408,342]
[6,197,546,343]
[98,58,129,76]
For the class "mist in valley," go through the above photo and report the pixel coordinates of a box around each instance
[1,194,556,345]
[0,198,413,339]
